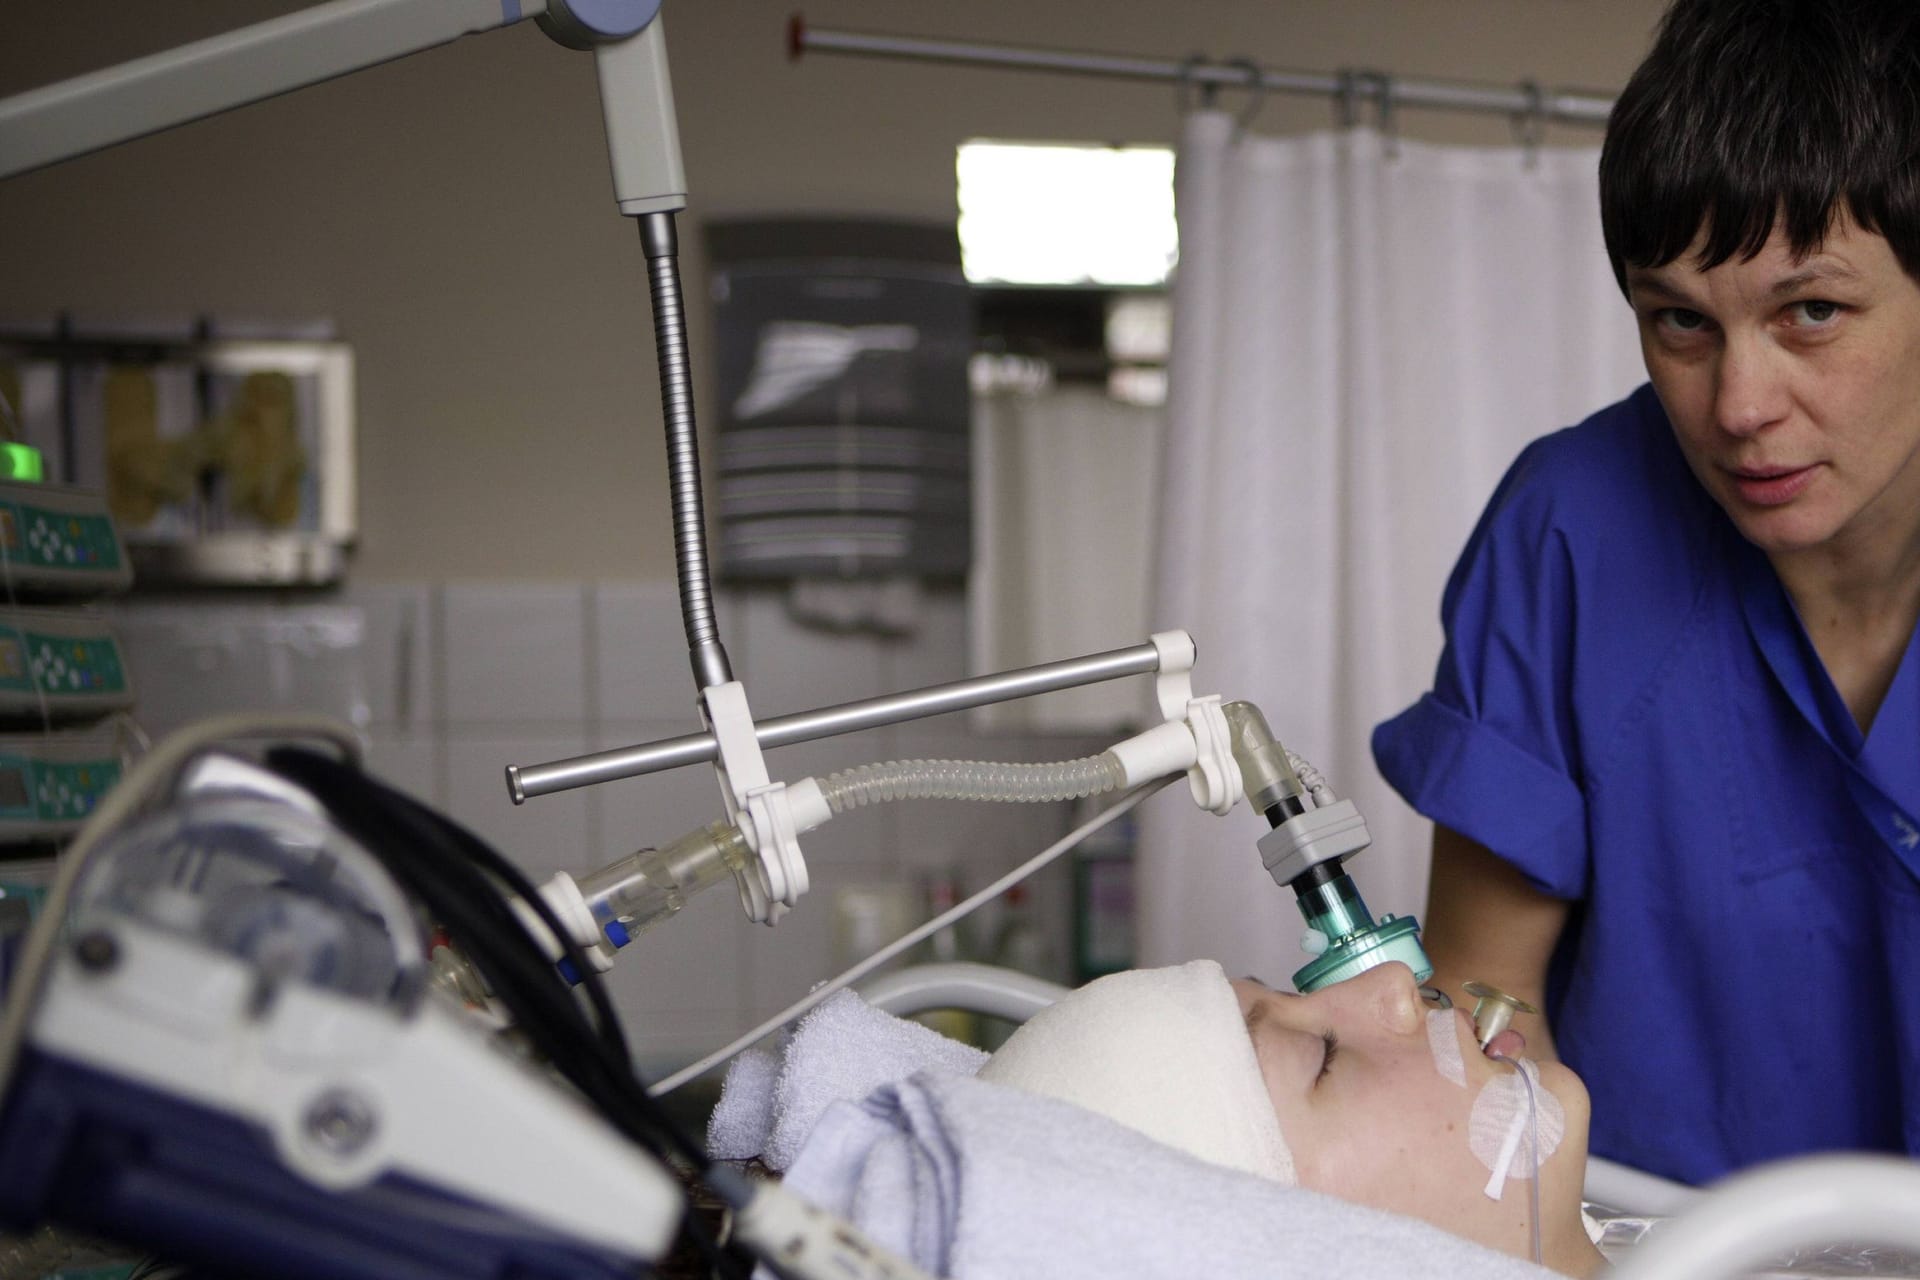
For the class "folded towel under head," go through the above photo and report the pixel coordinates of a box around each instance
[706,987,987,1171]
[784,1070,1557,1280]
[977,957,1295,1183]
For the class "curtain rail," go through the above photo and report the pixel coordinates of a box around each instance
[787,15,1615,129]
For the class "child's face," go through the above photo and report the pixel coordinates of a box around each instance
[1233,963,1593,1266]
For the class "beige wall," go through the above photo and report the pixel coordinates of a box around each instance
[0,0,1669,580]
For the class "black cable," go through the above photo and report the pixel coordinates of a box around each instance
[265,750,728,1271]
[282,749,632,1069]
[268,750,691,1154]
[263,749,748,1277]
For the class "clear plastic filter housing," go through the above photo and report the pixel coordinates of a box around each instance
[1292,873,1433,992]
[1299,872,1371,940]
[574,820,752,939]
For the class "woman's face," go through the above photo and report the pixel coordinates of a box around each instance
[1626,216,1920,567]
[1232,963,1594,1270]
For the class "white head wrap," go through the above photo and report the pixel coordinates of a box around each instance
[978,959,1295,1184]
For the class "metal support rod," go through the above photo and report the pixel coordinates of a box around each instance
[638,211,733,690]
[788,18,1615,127]
[0,0,542,181]
[508,640,1165,802]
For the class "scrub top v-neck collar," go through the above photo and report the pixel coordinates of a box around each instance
[1733,530,1920,874]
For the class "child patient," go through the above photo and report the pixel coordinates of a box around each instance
[978,959,1605,1278]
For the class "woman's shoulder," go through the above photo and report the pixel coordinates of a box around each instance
[1476,384,1716,574]
[1442,383,1719,681]
[1434,386,1722,788]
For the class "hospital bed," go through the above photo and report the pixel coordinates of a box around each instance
[860,961,1920,1280]
[0,719,1917,1280]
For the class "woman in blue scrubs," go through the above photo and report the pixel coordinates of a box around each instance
[1372,0,1920,1186]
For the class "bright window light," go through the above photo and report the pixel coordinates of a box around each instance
[957,141,1177,286]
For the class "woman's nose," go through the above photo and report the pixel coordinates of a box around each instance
[1712,337,1791,438]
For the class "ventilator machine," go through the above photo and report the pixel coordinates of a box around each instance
[1,5,1918,1279]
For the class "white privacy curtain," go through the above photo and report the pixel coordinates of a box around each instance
[1139,112,1646,984]
[971,385,1165,733]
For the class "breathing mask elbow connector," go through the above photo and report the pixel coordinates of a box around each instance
[1222,701,1433,994]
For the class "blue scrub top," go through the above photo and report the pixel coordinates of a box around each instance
[1373,384,1920,1186]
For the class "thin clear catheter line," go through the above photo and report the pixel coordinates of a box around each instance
[1491,1052,1544,1266]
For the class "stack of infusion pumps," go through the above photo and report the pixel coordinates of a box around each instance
[0,477,134,876]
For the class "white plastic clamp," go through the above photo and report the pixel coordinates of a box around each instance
[508,872,617,974]
[1112,631,1243,815]
[1151,630,1199,723]
[1182,693,1243,815]
[702,680,810,925]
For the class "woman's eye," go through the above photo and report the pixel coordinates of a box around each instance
[1789,299,1843,326]
[1657,307,1708,333]
[1316,1031,1339,1084]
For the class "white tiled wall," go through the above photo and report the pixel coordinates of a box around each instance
[109,580,1097,1074]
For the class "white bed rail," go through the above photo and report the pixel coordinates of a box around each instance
[858,962,1069,1024]
[1608,1155,1920,1279]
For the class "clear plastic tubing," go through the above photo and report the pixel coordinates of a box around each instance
[575,753,1128,941]
[1491,1051,1544,1266]
[574,820,752,940]
[816,753,1127,812]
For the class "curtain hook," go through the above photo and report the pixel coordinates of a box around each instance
[1512,79,1546,169]
[1371,70,1400,159]
[1178,54,1218,114]
[1334,68,1361,130]
[1226,57,1266,137]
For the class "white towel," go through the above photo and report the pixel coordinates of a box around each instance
[705,1046,780,1163]
[785,1071,1562,1280]
[978,959,1294,1183]
[705,989,988,1170]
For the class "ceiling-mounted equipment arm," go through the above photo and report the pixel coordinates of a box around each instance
[0,0,536,181]
[0,0,714,686]
[0,0,677,195]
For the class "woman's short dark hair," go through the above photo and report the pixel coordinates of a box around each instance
[1599,0,1920,292]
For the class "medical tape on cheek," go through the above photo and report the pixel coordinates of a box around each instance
[1469,1059,1565,1200]
[1427,1009,1467,1087]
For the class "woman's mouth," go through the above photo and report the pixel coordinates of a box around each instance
[1727,463,1817,506]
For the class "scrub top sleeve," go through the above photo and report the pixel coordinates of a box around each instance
[1373,446,1591,900]
[1373,697,1588,899]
